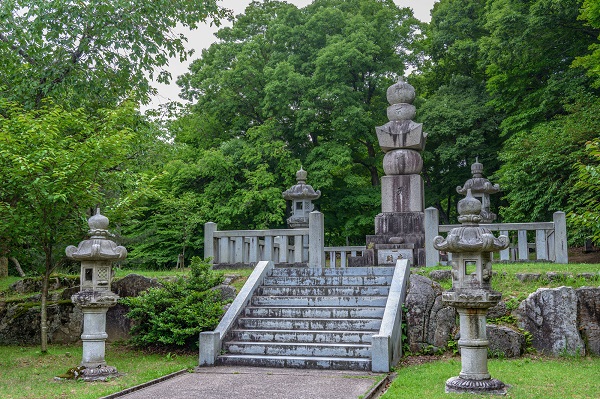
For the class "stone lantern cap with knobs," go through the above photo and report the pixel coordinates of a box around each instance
[282,167,321,229]
[456,158,500,224]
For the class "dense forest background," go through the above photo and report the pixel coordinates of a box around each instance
[2,0,600,274]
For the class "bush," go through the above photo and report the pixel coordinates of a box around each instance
[121,257,225,349]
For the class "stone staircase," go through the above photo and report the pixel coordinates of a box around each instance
[216,266,395,370]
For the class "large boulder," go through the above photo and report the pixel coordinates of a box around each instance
[112,274,161,297]
[516,286,585,356]
[0,301,82,345]
[576,287,600,356]
[487,324,525,358]
[405,274,456,353]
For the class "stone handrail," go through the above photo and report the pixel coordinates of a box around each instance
[424,208,568,266]
[199,260,274,366]
[324,246,366,268]
[371,259,411,372]
[205,211,325,268]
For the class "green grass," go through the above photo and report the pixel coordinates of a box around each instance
[0,344,196,399]
[414,263,599,297]
[382,356,600,399]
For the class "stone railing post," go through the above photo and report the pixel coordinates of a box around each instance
[553,211,568,264]
[425,207,440,267]
[309,211,325,267]
[204,222,217,264]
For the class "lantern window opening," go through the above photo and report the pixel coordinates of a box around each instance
[85,268,93,281]
[464,259,478,276]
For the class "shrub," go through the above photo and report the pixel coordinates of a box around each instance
[122,257,225,349]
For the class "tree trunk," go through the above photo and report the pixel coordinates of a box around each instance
[9,257,25,277]
[40,250,53,354]
[0,256,8,278]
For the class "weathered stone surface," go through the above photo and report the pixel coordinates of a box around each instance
[577,273,599,281]
[515,273,541,282]
[486,301,508,320]
[405,274,456,353]
[10,275,79,294]
[487,324,525,358]
[517,286,585,356]
[383,149,423,176]
[576,287,600,356]
[381,175,424,213]
[211,284,237,301]
[429,269,451,282]
[0,301,82,345]
[112,274,161,298]
[386,103,416,122]
[376,121,426,152]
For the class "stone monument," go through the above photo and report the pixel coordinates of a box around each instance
[66,208,127,381]
[433,190,509,395]
[456,159,500,223]
[354,78,427,266]
[282,167,321,229]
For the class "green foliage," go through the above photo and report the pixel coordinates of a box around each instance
[173,0,421,244]
[573,0,600,87]
[0,0,225,108]
[497,96,600,242]
[569,138,600,245]
[122,257,225,348]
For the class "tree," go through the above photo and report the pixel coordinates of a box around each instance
[175,0,421,244]
[0,98,135,352]
[412,0,503,222]
[0,0,225,109]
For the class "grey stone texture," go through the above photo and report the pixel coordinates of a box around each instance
[429,269,451,282]
[405,274,456,353]
[517,286,585,356]
[576,287,600,356]
[486,324,525,358]
[515,273,541,282]
[486,301,508,320]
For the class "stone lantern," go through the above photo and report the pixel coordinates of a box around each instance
[433,190,509,395]
[456,159,500,223]
[282,167,321,229]
[66,208,127,381]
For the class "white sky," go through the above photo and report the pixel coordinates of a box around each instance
[147,0,437,110]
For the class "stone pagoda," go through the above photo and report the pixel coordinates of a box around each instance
[66,208,127,381]
[433,190,509,395]
[282,167,321,229]
[357,78,427,266]
[456,159,500,223]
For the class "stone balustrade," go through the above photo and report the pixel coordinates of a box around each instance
[425,208,568,266]
[324,246,367,268]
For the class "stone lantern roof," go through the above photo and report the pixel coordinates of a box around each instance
[65,208,127,261]
[282,168,321,201]
[433,190,509,254]
[456,158,500,195]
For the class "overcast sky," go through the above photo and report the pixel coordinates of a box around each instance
[148,0,437,110]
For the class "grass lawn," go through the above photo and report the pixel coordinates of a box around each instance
[0,344,197,399]
[382,355,600,399]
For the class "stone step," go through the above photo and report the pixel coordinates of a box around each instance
[268,266,395,278]
[237,317,382,331]
[262,275,392,286]
[224,341,371,358]
[228,329,377,344]
[244,306,385,319]
[216,354,371,371]
[251,295,388,307]
[257,285,390,296]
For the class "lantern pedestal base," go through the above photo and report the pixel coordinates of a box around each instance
[445,376,507,395]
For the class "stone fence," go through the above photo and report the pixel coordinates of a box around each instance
[205,211,330,268]
[424,208,568,267]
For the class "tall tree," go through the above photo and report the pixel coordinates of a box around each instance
[0,0,224,108]
[176,0,420,244]
[413,0,503,222]
[0,98,135,352]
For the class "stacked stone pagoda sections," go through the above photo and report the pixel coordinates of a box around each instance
[360,79,427,266]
